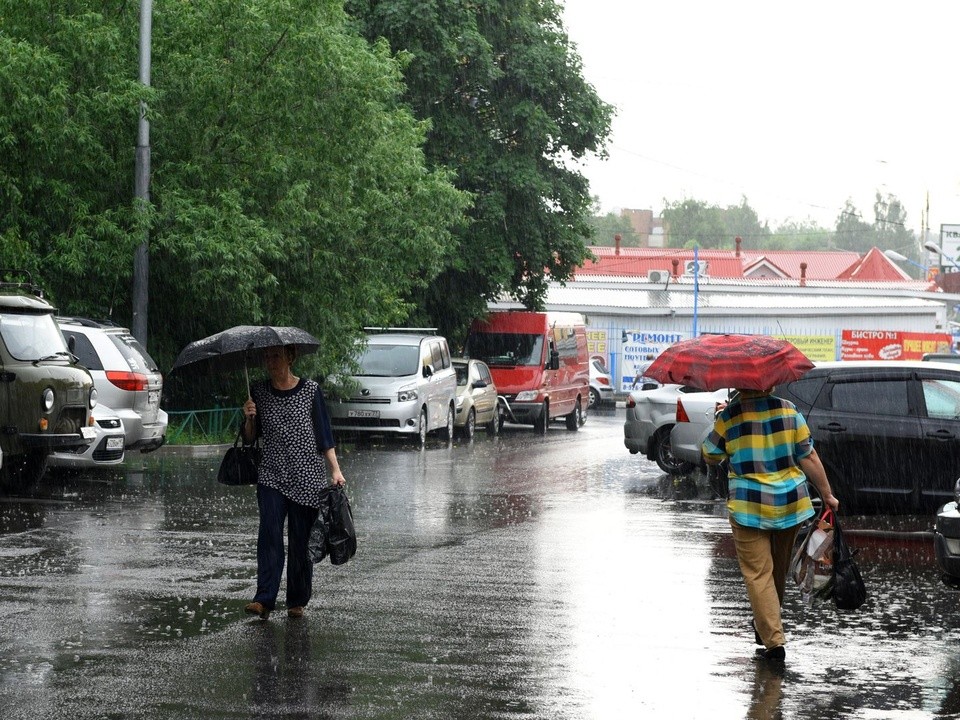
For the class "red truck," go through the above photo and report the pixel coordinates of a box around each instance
[464,311,589,432]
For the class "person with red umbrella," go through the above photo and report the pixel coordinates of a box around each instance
[703,385,839,663]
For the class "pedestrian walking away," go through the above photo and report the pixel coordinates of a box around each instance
[702,388,839,663]
[241,344,346,620]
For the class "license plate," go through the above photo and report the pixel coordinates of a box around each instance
[347,409,380,419]
[80,426,96,440]
[106,437,124,451]
[148,390,160,406]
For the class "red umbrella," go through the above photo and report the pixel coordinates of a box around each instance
[643,334,814,391]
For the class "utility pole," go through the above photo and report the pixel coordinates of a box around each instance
[132,0,152,345]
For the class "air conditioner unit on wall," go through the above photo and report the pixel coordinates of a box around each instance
[684,260,708,276]
[647,269,670,284]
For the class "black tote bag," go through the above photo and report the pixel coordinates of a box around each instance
[830,515,867,610]
[217,430,260,486]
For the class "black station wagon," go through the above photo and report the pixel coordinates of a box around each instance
[774,360,960,513]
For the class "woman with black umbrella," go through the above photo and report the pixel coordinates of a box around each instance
[241,344,345,620]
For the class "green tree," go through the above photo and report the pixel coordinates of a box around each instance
[768,219,835,250]
[585,202,642,247]
[0,0,469,379]
[345,0,614,341]
[834,200,876,253]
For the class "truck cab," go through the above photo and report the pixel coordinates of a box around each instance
[0,275,97,489]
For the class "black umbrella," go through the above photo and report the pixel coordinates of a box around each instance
[171,325,321,392]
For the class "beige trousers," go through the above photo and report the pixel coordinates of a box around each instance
[729,519,801,650]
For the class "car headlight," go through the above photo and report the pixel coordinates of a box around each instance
[42,388,55,412]
[456,396,465,409]
[89,387,98,409]
[397,387,418,403]
[515,391,538,402]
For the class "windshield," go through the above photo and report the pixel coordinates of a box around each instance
[465,332,543,367]
[355,343,420,377]
[0,311,70,361]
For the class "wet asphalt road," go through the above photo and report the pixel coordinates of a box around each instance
[1,410,959,719]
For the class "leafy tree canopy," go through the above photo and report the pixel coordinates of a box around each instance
[345,0,614,342]
[0,0,469,392]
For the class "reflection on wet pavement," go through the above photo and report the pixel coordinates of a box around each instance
[0,414,958,719]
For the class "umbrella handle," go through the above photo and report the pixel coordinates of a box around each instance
[245,357,250,398]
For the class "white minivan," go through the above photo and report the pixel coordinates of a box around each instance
[328,331,457,443]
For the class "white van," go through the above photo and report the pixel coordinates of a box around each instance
[328,331,457,443]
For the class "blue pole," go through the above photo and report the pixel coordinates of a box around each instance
[693,245,700,337]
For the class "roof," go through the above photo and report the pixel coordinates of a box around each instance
[580,245,936,288]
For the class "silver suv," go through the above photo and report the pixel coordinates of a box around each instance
[57,318,167,453]
[328,331,457,443]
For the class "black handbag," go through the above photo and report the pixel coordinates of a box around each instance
[217,430,261,486]
[308,486,357,565]
[829,515,867,610]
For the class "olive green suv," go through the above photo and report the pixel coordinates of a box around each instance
[0,276,97,489]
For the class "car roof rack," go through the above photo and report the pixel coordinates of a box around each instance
[363,327,439,334]
[57,316,122,328]
[0,269,45,298]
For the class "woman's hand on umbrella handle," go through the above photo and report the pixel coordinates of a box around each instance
[243,398,256,420]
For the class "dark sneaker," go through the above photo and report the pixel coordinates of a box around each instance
[245,601,271,619]
[287,606,304,618]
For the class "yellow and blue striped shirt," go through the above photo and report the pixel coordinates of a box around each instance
[702,391,816,529]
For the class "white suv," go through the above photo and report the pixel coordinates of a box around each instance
[328,331,457,443]
[57,318,167,453]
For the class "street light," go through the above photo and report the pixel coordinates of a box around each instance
[883,249,929,274]
[924,241,960,271]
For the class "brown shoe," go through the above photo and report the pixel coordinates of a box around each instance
[245,601,271,619]
[287,606,304,618]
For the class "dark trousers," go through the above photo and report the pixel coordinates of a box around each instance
[254,484,320,610]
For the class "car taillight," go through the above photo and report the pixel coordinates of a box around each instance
[626,396,636,409]
[675,398,690,423]
[106,370,148,392]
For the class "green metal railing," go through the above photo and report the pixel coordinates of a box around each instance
[166,407,243,445]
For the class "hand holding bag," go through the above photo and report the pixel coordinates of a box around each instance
[217,429,260,486]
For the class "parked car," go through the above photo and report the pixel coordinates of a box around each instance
[934,478,960,584]
[49,405,125,469]
[669,389,734,470]
[623,383,719,474]
[452,358,502,438]
[0,279,96,490]
[328,331,457,444]
[774,360,960,513]
[57,318,167,453]
[589,358,615,408]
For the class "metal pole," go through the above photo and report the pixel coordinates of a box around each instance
[132,0,152,345]
[692,245,699,337]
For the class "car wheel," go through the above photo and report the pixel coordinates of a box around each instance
[486,403,504,435]
[440,404,455,441]
[533,401,549,434]
[589,387,601,408]
[416,407,428,445]
[460,408,476,440]
[652,426,694,475]
[565,398,583,431]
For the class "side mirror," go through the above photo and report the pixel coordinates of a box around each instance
[548,350,560,371]
[422,364,434,378]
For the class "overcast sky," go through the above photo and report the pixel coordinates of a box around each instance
[561,1,960,242]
